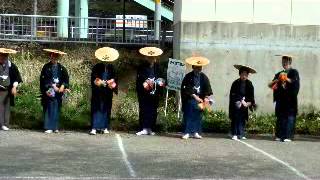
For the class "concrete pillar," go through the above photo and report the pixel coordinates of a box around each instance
[57,0,69,38]
[32,0,37,37]
[154,0,161,41]
[173,0,182,59]
[75,0,88,38]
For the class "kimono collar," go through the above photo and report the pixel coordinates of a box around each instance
[1,59,11,68]
[193,70,201,77]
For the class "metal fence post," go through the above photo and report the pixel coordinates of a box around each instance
[96,18,99,44]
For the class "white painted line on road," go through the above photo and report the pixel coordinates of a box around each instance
[237,139,312,180]
[0,178,163,180]
[0,177,222,180]
[116,133,137,178]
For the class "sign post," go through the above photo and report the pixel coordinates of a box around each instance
[165,58,186,118]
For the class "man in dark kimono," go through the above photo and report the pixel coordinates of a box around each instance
[136,47,164,136]
[269,55,300,142]
[40,49,69,134]
[229,65,256,140]
[90,47,118,135]
[181,56,213,139]
[0,48,22,131]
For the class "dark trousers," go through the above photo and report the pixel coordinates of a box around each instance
[275,116,281,138]
[279,114,296,140]
[183,99,202,134]
[138,96,158,130]
[231,108,246,138]
[43,97,61,130]
[91,100,111,130]
[0,91,10,127]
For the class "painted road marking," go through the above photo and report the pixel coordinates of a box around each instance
[237,139,312,180]
[115,134,136,177]
[0,177,224,180]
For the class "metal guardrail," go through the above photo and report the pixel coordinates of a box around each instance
[0,14,173,45]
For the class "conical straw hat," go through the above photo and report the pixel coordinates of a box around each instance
[0,48,17,54]
[233,64,257,74]
[43,49,67,55]
[95,47,119,62]
[185,56,210,66]
[139,47,163,57]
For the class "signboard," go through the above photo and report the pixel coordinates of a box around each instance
[116,15,148,29]
[166,58,186,91]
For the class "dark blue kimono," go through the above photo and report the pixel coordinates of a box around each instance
[136,62,160,131]
[91,63,117,130]
[40,62,69,131]
[229,79,255,138]
[273,68,300,140]
[181,71,213,134]
[0,59,22,127]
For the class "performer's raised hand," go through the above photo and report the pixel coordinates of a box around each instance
[278,72,288,82]
[94,78,102,86]
[11,86,17,96]
[241,99,248,108]
[193,94,203,103]
[59,85,65,93]
[143,80,153,91]
[52,83,59,92]
[286,78,292,83]
[46,90,54,97]
[107,79,116,89]
[64,89,71,93]
[204,97,210,103]
[143,82,149,89]
[246,102,252,107]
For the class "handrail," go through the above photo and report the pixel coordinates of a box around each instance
[0,14,172,45]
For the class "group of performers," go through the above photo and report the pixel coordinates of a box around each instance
[0,47,299,142]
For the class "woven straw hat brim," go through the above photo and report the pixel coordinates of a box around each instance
[139,47,163,57]
[43,49,67,55]
[0,48,17,54]
[275,54,296,59]
[185,56,210,66]
[95,47,119,62]
[234,64,257,74]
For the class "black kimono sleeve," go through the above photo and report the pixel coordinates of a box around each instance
[272,72,280,102]
[229,80,240,119]
[91,63,99,88]
[200,73,213,98]
[9,63,22,87]
[181,73,195,112]
[181,73,195,100]
[59,65,69,89]
[229,80,242,103]
[288,69,300,96]
[246,80,255,104]
[9,63,22,106]
[136,64,149,97]
[40,64,51,94]
[108,64,118,94]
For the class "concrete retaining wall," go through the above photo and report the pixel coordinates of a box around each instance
[174,21,320,113]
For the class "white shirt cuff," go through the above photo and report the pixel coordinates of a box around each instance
[13,82,19,87]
